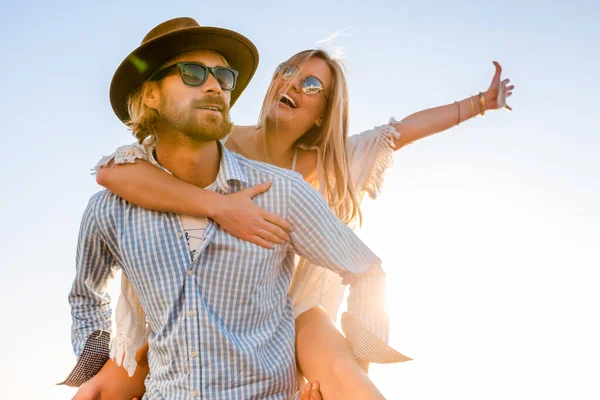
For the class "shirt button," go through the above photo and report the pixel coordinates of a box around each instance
[191,351,198,358]
[188,310,196,318]
[187,270,194,277]
[192,390,199,397]
[176,232,182,238]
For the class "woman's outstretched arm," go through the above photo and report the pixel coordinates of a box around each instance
[392,61,514,149]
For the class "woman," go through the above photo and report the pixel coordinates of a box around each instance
[83,49,514,400]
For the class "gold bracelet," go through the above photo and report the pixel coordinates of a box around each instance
[478,92,485,116]
[470,96,475,118]
[454,101,460,126]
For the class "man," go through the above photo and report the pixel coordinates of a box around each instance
[62,17,390,399]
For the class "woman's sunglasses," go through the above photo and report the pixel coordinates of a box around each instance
[276,64,325,96]
[149,62,238,91]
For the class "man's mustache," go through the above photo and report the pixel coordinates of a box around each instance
[192,96,229,113]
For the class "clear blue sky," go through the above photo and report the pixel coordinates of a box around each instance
[1,1,598,399]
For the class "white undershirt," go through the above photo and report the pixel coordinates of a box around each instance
[181,214,208,262]
[179,182,216,262]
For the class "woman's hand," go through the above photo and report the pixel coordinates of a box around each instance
[213,182,293,249]
[485,61,515,111]
[299,381,323,400]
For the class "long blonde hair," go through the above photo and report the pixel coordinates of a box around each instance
[257,49,362,226]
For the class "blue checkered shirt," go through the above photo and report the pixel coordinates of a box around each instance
[66,143,383,399]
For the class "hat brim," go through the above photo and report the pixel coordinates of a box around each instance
[110,26,258,122]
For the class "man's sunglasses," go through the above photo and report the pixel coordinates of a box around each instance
[148,62,238,91]
[276,64,325,96]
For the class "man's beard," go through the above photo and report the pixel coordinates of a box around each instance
[158,95,233,142]
[184,111,233,142]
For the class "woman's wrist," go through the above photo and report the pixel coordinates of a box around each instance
[204,190,226,220]
[483,90,495,111]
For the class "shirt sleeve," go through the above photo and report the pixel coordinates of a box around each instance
[288,177,382,283]
[287,176,387,336]
[59,196,119,387]
[288,177,411,363]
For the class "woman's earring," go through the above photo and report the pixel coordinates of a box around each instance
[316,118,323,127]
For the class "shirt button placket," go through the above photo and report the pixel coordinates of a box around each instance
[188,307,199,392]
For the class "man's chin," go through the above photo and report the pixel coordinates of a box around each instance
[185,120,232,142]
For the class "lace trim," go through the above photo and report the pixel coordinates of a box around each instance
[108,328,149,377]
[362,118,401,199]
[109,275,150,377]
[91,144,149,175]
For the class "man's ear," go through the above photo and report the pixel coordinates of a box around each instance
[142,81,160,109]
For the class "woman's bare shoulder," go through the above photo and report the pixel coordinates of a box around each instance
[226,125,259,157]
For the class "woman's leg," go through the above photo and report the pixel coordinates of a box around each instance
[71,343,149,400]
[295,307,386,400]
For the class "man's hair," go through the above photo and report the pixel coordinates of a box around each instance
[125,84,160,144]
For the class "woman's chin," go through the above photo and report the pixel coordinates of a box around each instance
[271,104,305,124]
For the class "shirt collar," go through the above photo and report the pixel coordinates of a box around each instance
[215,141,248,193]
[144,137,247,194]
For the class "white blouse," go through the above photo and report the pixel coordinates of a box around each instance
[96,119,410,377]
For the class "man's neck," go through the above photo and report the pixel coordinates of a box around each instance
[154,132,220,189]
